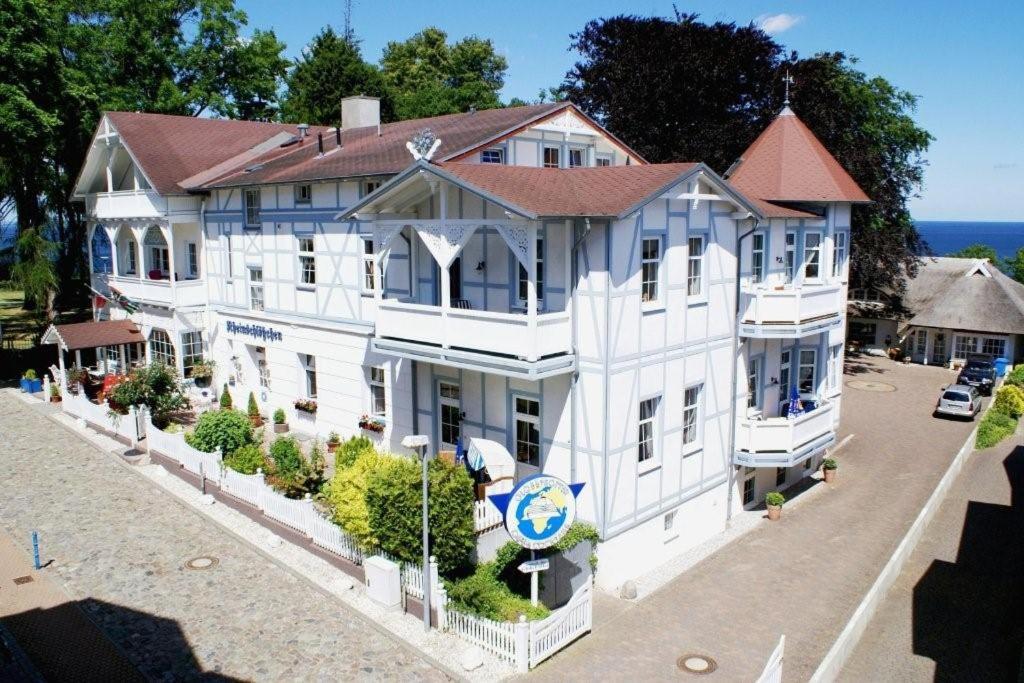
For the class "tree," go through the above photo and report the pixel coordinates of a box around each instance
[10,227,58,323]
[561,14,932,297]
[950,243,999,262]
[380,27,507,120]
[109,363,188,427]
[281,27,391,125]
[1005,247,1024,284]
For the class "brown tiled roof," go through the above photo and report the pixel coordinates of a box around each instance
[434,162,699,217]
[200,103,575,189]
[106,112,311,195]
[45,320,144,351]
[728,107,869,204]
[744,197,820,219]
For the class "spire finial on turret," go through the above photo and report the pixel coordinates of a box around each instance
[782,69,795,107]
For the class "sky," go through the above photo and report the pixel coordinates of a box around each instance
[238,0,1024,221]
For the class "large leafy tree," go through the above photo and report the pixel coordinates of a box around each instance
[380,27,507,120]
[281,27,392,125]
[561,13,932,296]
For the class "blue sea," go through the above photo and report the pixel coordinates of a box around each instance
[916,221,1024,259]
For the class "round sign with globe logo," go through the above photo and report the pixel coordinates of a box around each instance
[490,475,584,550]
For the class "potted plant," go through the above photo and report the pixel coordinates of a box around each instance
[358,414,385,433]
[49,381,62,403]
[765,491,785,521]
[294,398,318,415]
[219,382,233,409]
[66,367,88,393]
[273,408,289,434]
[247,391,263,427]
[822,458,838,484]
[326,431,341,453]
[20,369,41,393]
[190,359,215,388]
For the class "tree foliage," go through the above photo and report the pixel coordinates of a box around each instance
[108,363,188,427]
[561,13,932,296]
[10,227,58,321]
[187,408,253,454]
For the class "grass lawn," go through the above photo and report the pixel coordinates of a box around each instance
[0,288,37,344]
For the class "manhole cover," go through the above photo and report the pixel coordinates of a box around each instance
[185,556,219,570]
[845,379,897,392]
[12,576,33,585]
[677,654,717,674]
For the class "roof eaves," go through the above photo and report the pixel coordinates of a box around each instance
[616,163,763,221]
[439,102,571,162]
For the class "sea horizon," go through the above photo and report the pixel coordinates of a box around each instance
[914,219,1023,259]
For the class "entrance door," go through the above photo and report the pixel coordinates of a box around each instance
[513,395,541,480]
[932,333,947,365]
[438,381,461,451]
[798,349,817,395]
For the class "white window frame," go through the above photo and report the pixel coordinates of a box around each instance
[742,466,756,507]
[687,234,705,298]
[803,231,823,281]
[361,237,376,294]
[542,146,560,168]
[828,344,843,393]
[514,395,541,468]
[798,348,818,395]
[148,329,176,368]
[954,335,978,360]
[641,236,661,307]
[567,147,584,168]
[125,241,137,275]
[682,383,702,451]
[295,183,312,204]
[784,232,797,283]
[481,148,505,164]
[747,357,762,410]
[244,188,261,229]
[185,241,199,278]
[595,154,612,167]
[297,235,316,287]
[517,236,545,306]
[181,331,203,377]
[150,246,169,275]
[438,381,461,450]
[248,266,264,311]
[915,329,928,356]
[833,231,847,279]
[751,232,765,284]
[363,180,382,196]
[255,346,270,389]
[302,353,317,399]
[982,337,1007,358]
[779,349,792,403]
[638,396,660,468]
[368,366,386,417]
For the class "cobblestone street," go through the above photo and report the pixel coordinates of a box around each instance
[0,394,446,681]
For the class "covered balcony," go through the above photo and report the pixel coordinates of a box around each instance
[739,283,844,338]
[734,398,837,467]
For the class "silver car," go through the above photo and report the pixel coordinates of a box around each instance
[934,384,982,420]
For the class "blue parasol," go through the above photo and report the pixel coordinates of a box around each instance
[786,385,804,419]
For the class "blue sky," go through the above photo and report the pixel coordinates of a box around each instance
[239,0,1023,221]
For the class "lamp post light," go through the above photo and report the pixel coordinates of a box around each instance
[402,434,431,632]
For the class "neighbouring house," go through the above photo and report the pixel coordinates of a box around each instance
[68,97,866,589]
[847,256,1024,366]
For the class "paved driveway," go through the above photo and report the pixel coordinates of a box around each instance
[534,355,978,681]
[0,395,445,681]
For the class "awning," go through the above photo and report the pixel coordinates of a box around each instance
[42,320,145,351]
[466,438,516,493]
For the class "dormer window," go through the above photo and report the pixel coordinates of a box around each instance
[363,180,382,196]
[543,147,560,168]
[481,148,504,164]
[295,183,312,204]
[596,156,612,167]
[568,148,584,168]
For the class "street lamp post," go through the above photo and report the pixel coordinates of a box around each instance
[402,434,431,632]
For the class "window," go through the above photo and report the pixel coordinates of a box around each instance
[517,237,545,304]
[747,357,762,409]
[248,267,264,311]
[932,333,947,365]
[833,231,847,278]
[799,349,817,394]
[568,148,584,167]
[514,396,541,467]
[543,146,560,168]
[803,232,822,280]
[682,384,702,447]
[181,331,203,377]
[638,397,659,465]
[641,237,660,304]
[595,155,612,167]
[779,350,792,401]
[186,242,199,278]
[664,511,677,532]
[776,467,786,487]
[438,382,461,449]
[125,241,137,275]
[687,235,705,296]
[954,335,977,359]
[751,233,765,283]
[369,366,386,416]
[244,188,261,228]
[302,353,317,398]
[224,230,234,279]
[149,329,175,367]
[915,329,927,355]
[829,344,843,392]
[742,467,756,506]
[848,321,877,346]
[150,246,170,274]
[481,148,504,164]
[362,238,376,292]
[298,236,316,286]
[982,338,1007,358]
[295,183,312,204]
[363,180,382,196]
[785,232,797,283]
[255,347,270,389]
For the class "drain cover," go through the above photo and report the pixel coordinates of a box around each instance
[677,654,717,674]
[185,556,219,570]
[12,576,33,585]
[845,379,897,392]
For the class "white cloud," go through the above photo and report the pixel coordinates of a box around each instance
[756,13,804,35]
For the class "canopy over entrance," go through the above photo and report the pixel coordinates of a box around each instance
[42,319,144,351]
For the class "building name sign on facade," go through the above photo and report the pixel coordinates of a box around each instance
[225,320,283,342]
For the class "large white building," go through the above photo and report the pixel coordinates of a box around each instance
[72,98,868,588]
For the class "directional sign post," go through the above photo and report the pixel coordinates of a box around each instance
[519,552,552,606]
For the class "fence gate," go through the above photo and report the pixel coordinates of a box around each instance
[756,635,785,683]
[528,578,593,668]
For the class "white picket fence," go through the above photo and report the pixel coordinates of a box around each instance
[528,578,593,667]
[220,467,265,507]
[446,609,520,668]
[142,414,221,481]
[61,391,143,444]
[473,499,504,533]
[756,635,785,683]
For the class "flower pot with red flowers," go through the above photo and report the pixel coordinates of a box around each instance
[294,398,318,416]
[358,414,385,433]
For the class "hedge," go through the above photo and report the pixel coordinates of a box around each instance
[335,435,374,470]
[976,411,1018,449]
[186,409,253,454]
[993,385,1024,419]
[322,449,389,547]
[225,444,266,475]
[270,437,303,477]
[1006,365,1024,388]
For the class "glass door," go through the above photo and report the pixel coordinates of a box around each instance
[438,381,461,451]
[931,333,946,365]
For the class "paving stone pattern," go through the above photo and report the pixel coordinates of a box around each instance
[0,396,447,682]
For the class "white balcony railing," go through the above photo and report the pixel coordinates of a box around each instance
[739,284,844,338]
[376,300,571,360]
[734,400,837,467]
[105,275,207,309]
[85,190,166,219]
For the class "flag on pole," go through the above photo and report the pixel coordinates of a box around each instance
[89,284,138,314]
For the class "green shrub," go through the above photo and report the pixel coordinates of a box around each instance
[247,392,260,419]
[993,385,1024,419]
[323,449,389,547]
[225,444,267,475]
[187,408,253,454]
[273,408,286,424]
[22,368,37,380]
[976,411,1018,449]
[269,437,303,477]
[765,491,785,507]
[447,560,550,622]
[309,440,326,480]
[1006,365,1024,388]
[219,383,232,409]
[109,363,188,428]
[552,521,600,552]
[335,435,373,469]
[822,458,838,470]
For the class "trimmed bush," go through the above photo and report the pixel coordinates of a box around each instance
[446,563,550,622]
[22,369,37,380]
[247,392,260,419]
[993,385,1024,419]
[336,435,374,469]
[269,437,303,477]
[822,458,838,470]
[1006,365,1024,388]
[273,408,286,424]
[765,491,785,507]
[186,409,253,454]
[219,383,232,409]
[322,449,389,547]
[225,444,266,475]
[977,411,1018,449]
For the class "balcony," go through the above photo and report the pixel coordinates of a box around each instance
[85,190,166,219]
[734,400,837,467]
[104,275,208,310]
[372,301,575,379]
[739,284,844,338]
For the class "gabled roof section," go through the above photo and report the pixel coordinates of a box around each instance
[901,257,1024,335]
[42,319,145,351]
[728,107,870,204]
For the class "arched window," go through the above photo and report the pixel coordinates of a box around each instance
[91,227,112,274]
[148,329,176,368]
[144,226,169,277]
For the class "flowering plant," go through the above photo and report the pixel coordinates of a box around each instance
[358,414,385,433]
[294,398,318,414]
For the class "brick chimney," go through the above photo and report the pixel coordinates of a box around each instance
[341,96,381,131]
